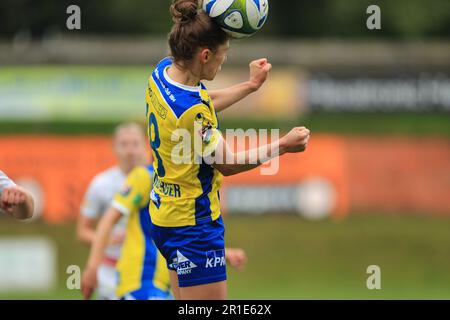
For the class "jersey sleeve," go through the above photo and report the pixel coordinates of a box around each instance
[176,103,222,158]
[0,171,16,214]
[0,171,16,195]
[111,166,151,217]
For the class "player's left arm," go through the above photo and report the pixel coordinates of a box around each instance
[1,186,34,220]
[209,58,272,113]
[81,206,122,300]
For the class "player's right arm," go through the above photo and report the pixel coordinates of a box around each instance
[177,103,311,177]
[77,178,124,246]
[212,126,311,176]
[81,206,122,299]
[178,105,310,177]
[76,216,96,245]
[77,178,102,245]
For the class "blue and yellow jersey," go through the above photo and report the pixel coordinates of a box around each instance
[112,165,170,298]
[145,57,223,227]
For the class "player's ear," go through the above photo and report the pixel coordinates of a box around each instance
[199,48,212,64]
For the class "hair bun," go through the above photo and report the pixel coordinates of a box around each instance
[170,0,199,25]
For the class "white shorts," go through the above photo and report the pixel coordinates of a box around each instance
[96,264,118,300]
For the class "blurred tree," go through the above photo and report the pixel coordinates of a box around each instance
[0,0,449,39]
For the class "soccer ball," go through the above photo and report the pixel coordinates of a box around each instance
[203,0,269,39]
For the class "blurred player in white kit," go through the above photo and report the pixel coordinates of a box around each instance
[77,122,148,299]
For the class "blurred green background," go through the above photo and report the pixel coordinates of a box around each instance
[1,0,450,39]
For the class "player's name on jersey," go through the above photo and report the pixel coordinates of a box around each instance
[152,174,181,198]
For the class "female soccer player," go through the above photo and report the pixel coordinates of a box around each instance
[146,0,310,300]
[80,163,247,300]
[77,122,148,299]
[81,164,172,300]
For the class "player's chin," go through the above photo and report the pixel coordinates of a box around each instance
[205,73,217,82]
[124,160,138,170]
[206,68,221,81]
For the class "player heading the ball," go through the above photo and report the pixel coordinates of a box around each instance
[145,0,310,300]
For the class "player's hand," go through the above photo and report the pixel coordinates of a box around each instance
[80,266,97,300]
[248,58,272,91]
[226,248,247,271]
[0,186,28,214]
[281,127,311,153]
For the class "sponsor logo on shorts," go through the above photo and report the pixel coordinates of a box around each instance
[172,250,197,275]
[205,249,226,268]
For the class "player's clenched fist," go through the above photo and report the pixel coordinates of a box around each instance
[1,186,34,219]
[1,187,27,210]
[248,58,272,91]
[280,127,311,153]
[226,248,248,271]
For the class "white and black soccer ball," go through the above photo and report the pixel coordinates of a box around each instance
[203,0,269,38]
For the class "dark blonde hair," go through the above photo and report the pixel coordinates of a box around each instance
[168,0,229,63]
[113,122,146,142]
